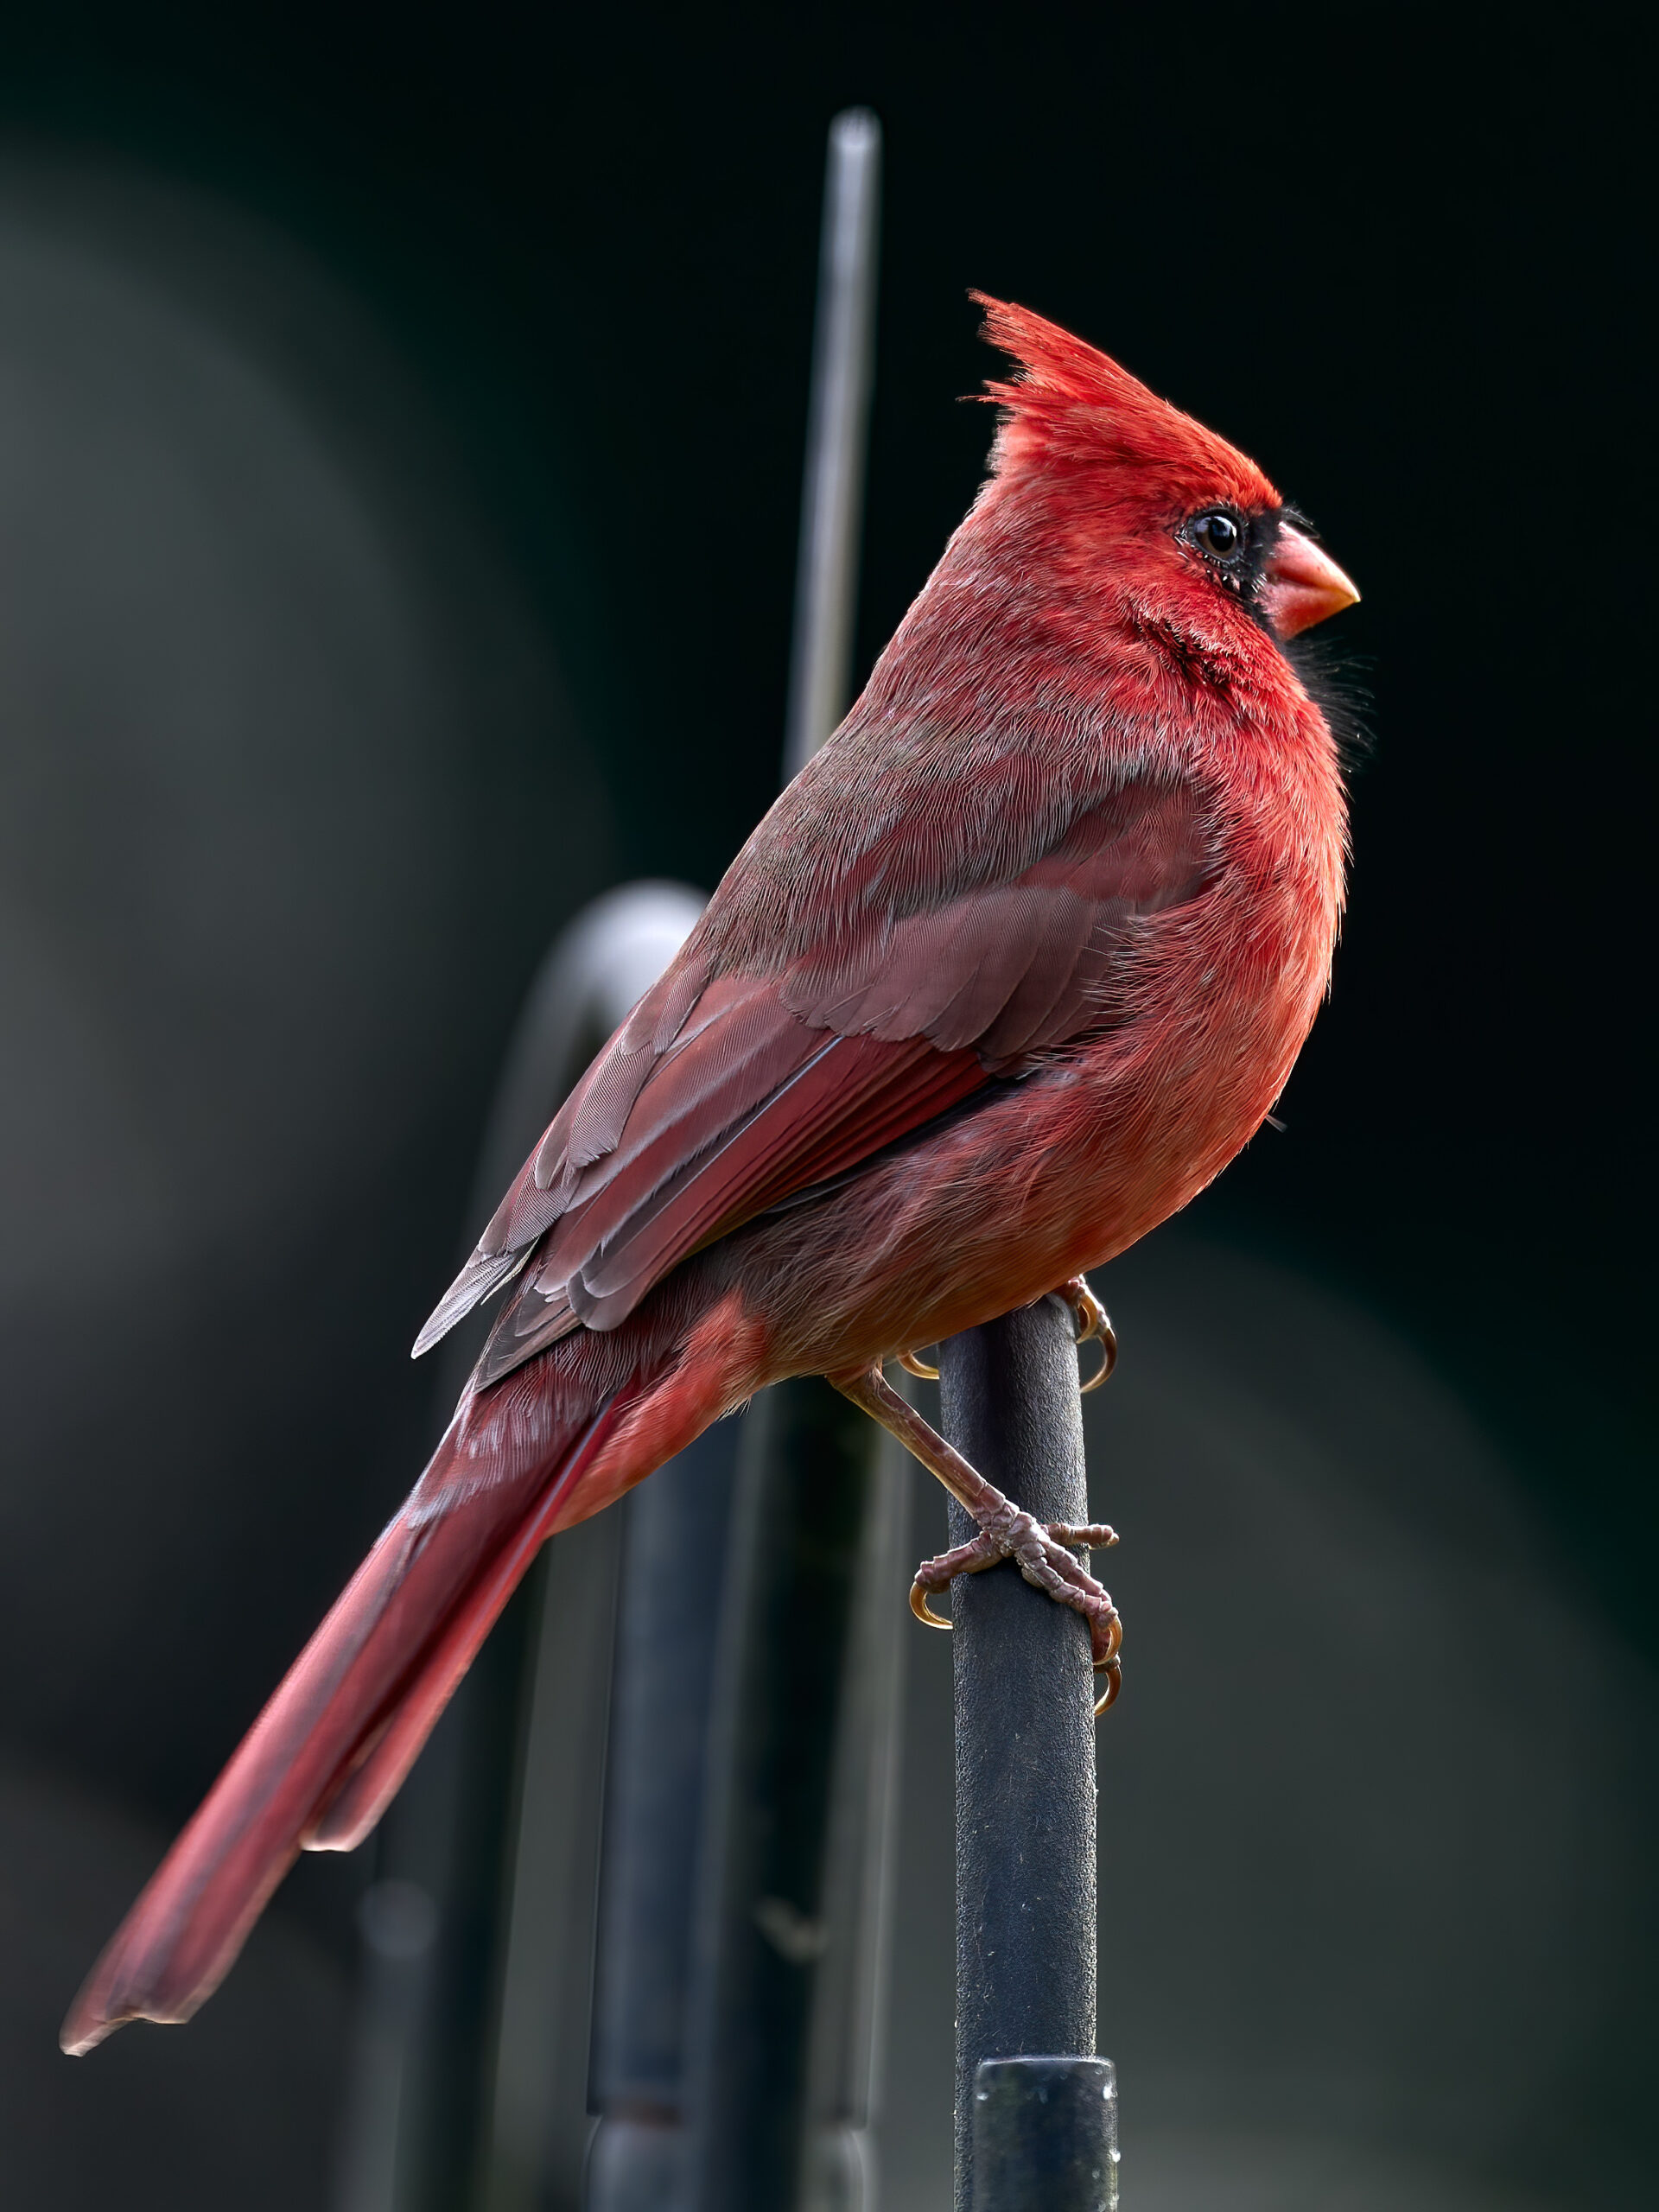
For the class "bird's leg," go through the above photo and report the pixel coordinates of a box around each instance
[829,1361,1123,1714]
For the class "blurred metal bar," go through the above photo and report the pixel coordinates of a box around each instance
[344,101,886,2212]
[476,1510,622,2212]
[341,1554,555,2212]
[334,1877,441,2212]
[678,1391,908,2212]
[937,1302,1099,2212]
[970,2057,1118,2212]
[780,112,899,2209]
[467,885,713,2212]
[784,107,882,779]
[798,1411,910,2208]
[334,884,705,2212]
[584,1421,741,2209]
[676,106,891,2212]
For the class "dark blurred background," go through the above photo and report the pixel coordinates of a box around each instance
[0,4,1650,2207]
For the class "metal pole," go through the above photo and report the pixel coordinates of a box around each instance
[677,106,889,2212]
[337,101,1110,2212]
[936,1300,1101,2212]
[471,886,710,2212]
[680,1385,902,2210]
[334,885,705,2212]
[784,107,881,778]
[584,1420,741,2208]
[343,103,887,2212]
[970,2057,1118,2212]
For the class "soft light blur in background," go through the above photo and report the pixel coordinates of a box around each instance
[0,6,1649,2208]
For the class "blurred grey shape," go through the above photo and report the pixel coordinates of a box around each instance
[359,1881,441,1964]
[0,153,605,2210]
[332,882,706,2212]
[782,105,880,779]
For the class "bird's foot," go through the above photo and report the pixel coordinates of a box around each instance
[1048,1274,1117,1393]
[898,1275,1116,1396]
[909,1510,1122,1712]
[830,1360,1123,1715]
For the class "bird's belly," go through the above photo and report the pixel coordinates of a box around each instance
[741,899,1332,1377]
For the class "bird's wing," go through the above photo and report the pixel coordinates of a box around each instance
[419,766,1215,1386]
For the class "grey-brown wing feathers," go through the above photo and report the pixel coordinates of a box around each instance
[414,766,1215,1384]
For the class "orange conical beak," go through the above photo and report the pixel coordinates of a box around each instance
[1260,521,1360,639]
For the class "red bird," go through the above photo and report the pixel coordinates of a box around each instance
[63,296,1357,2053]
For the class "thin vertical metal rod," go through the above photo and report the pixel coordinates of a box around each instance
[937,1301,1099,2212]
[334,886,705,2212]
[680,1387,900,2212]
[471,887,713,2212]
[585,1421,741,2209]
[678,105,888,2212]
[783,107,882,779]
[343,103,886,2212]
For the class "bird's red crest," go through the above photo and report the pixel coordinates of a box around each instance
[970,291,1278,510]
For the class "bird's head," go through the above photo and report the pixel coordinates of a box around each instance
[971,293,1358,647]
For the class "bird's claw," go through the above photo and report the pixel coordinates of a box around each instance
[1052,1274,1117,1394]
[909,1579,952,1629]
[899,1278,1112,1394]
[909,1510,1123,1716]
[903,1280,1113,1395]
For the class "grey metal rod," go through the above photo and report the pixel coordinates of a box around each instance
[937,1301,1099,2212]
[585,1422,741,2209]
[676,104,889,2212]
[970,2057,1118,2212]
[783,107,881,780]
[334,885,704,2212]
[342,104,884,2212]
[680,1383,897,2210]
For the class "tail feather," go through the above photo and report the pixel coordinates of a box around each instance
[60,1391,626,2056]
[305,1403,615,1853]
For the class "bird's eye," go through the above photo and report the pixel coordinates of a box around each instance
[1190,510,1244,559]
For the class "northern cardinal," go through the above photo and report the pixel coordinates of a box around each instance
[63,296,1357,2053]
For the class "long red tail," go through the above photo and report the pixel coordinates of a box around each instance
[60,1370,631,2055]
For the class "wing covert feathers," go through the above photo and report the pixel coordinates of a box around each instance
[413,767,1215,1384]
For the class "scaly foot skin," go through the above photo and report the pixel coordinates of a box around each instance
[830,1358,1126,1714]
[910,1506,1122,1713]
